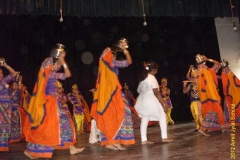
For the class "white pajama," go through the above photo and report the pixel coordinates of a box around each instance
[135,74,168,141]
[89,119,101,144]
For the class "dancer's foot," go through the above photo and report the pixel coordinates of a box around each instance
[106,145,119,150]
[162,138,173,143]
[113,144,126,150]
[24,151,38,159]
[198,129,210,137]
[69,146,85,155]
[194,128,199,132]
[141,140,154,145]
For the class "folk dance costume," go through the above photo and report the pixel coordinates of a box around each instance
[159,78,174,125]
[189,84,203,130]
[91,44,135,149]
[123,83,141,129]
[59,94,72,121]
[9,82,23,143]
[68,84,87,134]
[195,54,225,135]
[183,67,203,131]
[220,60,240,126]
[19,85,31,139]
[24,44,83,159]
[0,74,15,151]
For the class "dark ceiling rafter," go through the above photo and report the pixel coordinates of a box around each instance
[0,0,239,18]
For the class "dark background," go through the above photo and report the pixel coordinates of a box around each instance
[0,15,221,122]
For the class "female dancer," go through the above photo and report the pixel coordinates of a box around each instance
[68,84,91,133]
[195,54,225,136]
[159,78,174,125]
[91,38,135,150]
[9,78,23,143]
[57,81,72,120]
[135,61,173,144]
[123,83,141,129]
[220,59,240,126]
[23,44,84,159]
[0,59,17,151]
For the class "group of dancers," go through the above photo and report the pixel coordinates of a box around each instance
[183,55,240,136]
[0,38,239,159]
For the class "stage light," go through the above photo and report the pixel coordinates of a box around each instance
[142,0,147,27]
[59,0,63,22]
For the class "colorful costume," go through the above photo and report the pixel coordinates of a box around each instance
[186,82,203,130]
[91,48,135,146]
[59,93,72,120]
[221,66,240,126]
[9,87,22,143]
[197,63,225,130]
[159,79,174,125]
[0,74,14,151]
[123,88,141,129]
[68,85,91,133]
[24,57,76,158]
[19,87,31,139]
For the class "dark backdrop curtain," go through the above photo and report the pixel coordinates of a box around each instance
[0,0,239,17]
[0,15,221,122]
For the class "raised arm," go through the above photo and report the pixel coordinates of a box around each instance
[183,82,191,94]
[3,59,17,77]
[186,65,194,80]
[58,51,71,78]
[123,49,132,65]
[203,55,221,72]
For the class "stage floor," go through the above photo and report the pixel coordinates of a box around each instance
[1,122,239,160]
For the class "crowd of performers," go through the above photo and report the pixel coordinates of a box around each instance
[183,55,240,136]
[0,39,239,159]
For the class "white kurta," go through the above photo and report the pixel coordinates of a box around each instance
[135,74,165,121]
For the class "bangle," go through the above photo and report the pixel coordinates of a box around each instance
[63,63,68,69]
[209,59,213,62]
[6,65,9,69]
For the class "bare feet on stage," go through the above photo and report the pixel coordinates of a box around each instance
[106,144,126,150]
[106,145,118,150]
[162,138,173,143]
[194,128,199,132]
[24,151,38,159]
[69,146,85,155]
[198,128,210,137]
[113,144,126,150]
[141,140,154,145]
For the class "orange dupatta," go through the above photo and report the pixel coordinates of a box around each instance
[198,68,224,126]
[222,71,240,126]
[24,57,60,146]
[91,48,124,144]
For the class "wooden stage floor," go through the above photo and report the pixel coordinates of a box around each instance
[1,122,239,160]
